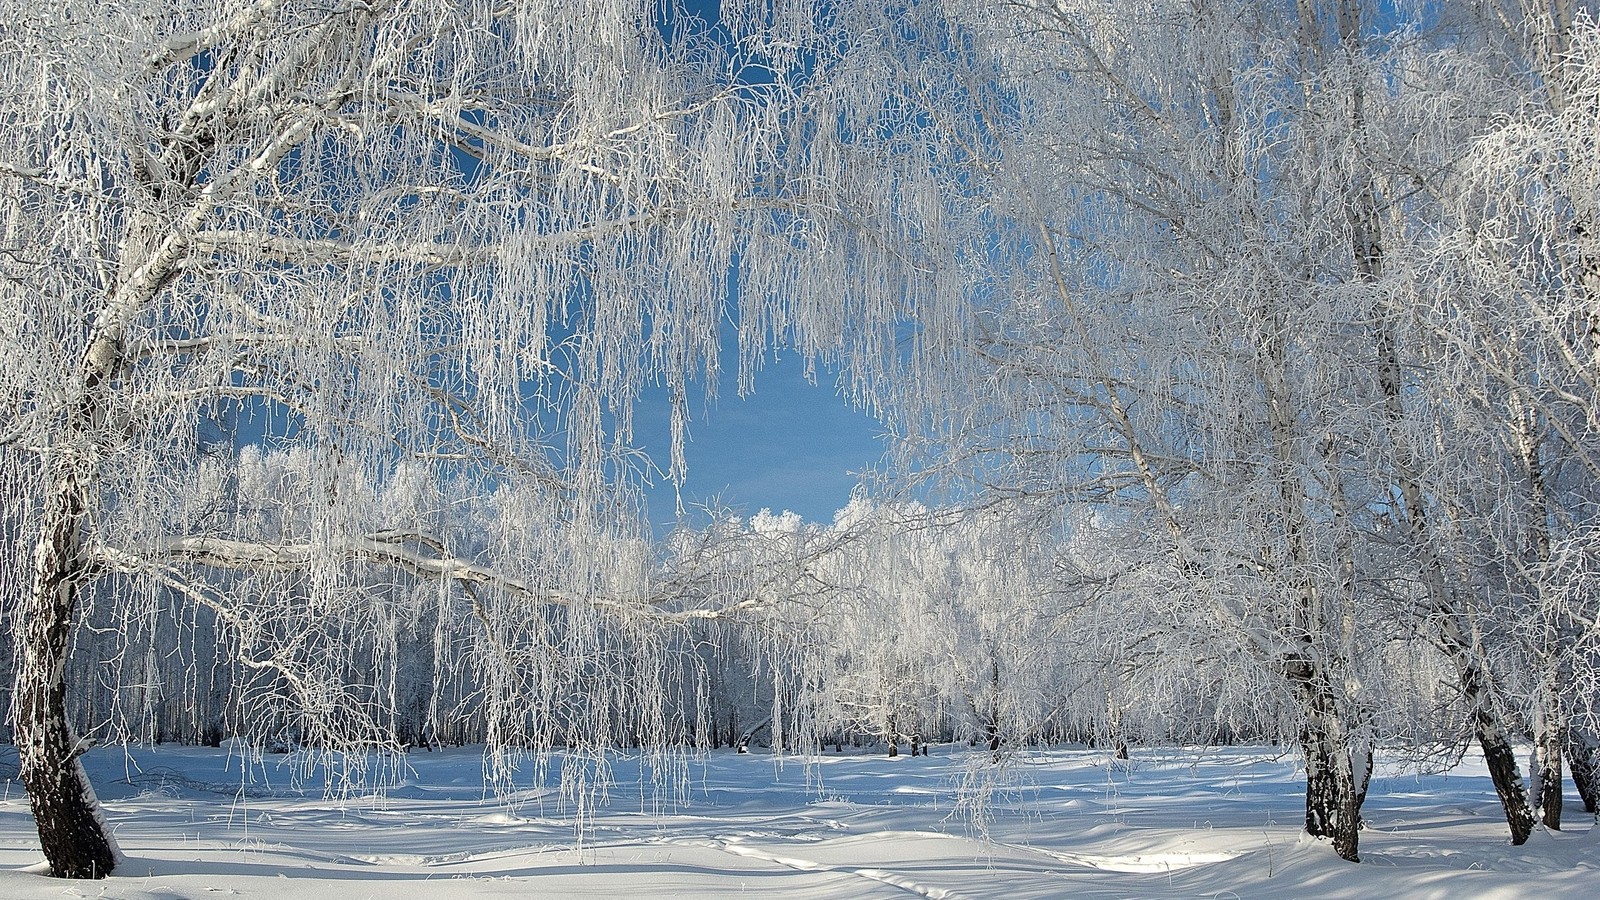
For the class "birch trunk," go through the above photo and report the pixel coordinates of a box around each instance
[1287,653,1362,862]
[1532,678,1566,829]
[1460,652,1538,844]
[16,464,120,878]
[1567,727,1600,813]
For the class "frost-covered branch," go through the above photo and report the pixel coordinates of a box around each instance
[190,230,481,269]
[122,533,780,626]
[140,0,288,75]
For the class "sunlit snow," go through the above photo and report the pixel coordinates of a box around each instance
[1,743,1591,898]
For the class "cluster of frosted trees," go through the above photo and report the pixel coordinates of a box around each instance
[666,500,1500,770]
[845,0,1600,862]
[2,0,1598,878]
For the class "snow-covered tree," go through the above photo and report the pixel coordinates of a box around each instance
[0,0,936,878]
[1416,3,1600,832]
[824,0,1600,860]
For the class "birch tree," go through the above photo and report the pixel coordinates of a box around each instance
[0,0,929,878]
[888,0,1389,860]
[839,0,1572,860]
[1417,3,1600,832]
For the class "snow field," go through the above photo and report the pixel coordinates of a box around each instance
[0,744,1592,898]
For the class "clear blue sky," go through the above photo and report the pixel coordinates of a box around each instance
[628,4,887,528]
[631,339,886,529]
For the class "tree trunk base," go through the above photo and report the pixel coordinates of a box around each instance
[1478,716,1537,845]
[20,746,119,878]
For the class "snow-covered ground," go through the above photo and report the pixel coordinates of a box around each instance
[0,743,1592,898]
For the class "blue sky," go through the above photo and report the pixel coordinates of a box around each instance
[631,342,886,529]
[628,3,888,528]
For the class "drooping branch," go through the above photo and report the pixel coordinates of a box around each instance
[189,230,482,269]
[91,532,777,625]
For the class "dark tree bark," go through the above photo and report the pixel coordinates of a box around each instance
[1532,687,1565,830]
[1287,654,1362,862]
[1458,655,1537,844]
[1479,720,1537,844]
[16,467,120,878]
[982,718,1001,762]
[1567,728,1600,814]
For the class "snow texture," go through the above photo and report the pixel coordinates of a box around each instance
[0,743,1591,898]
